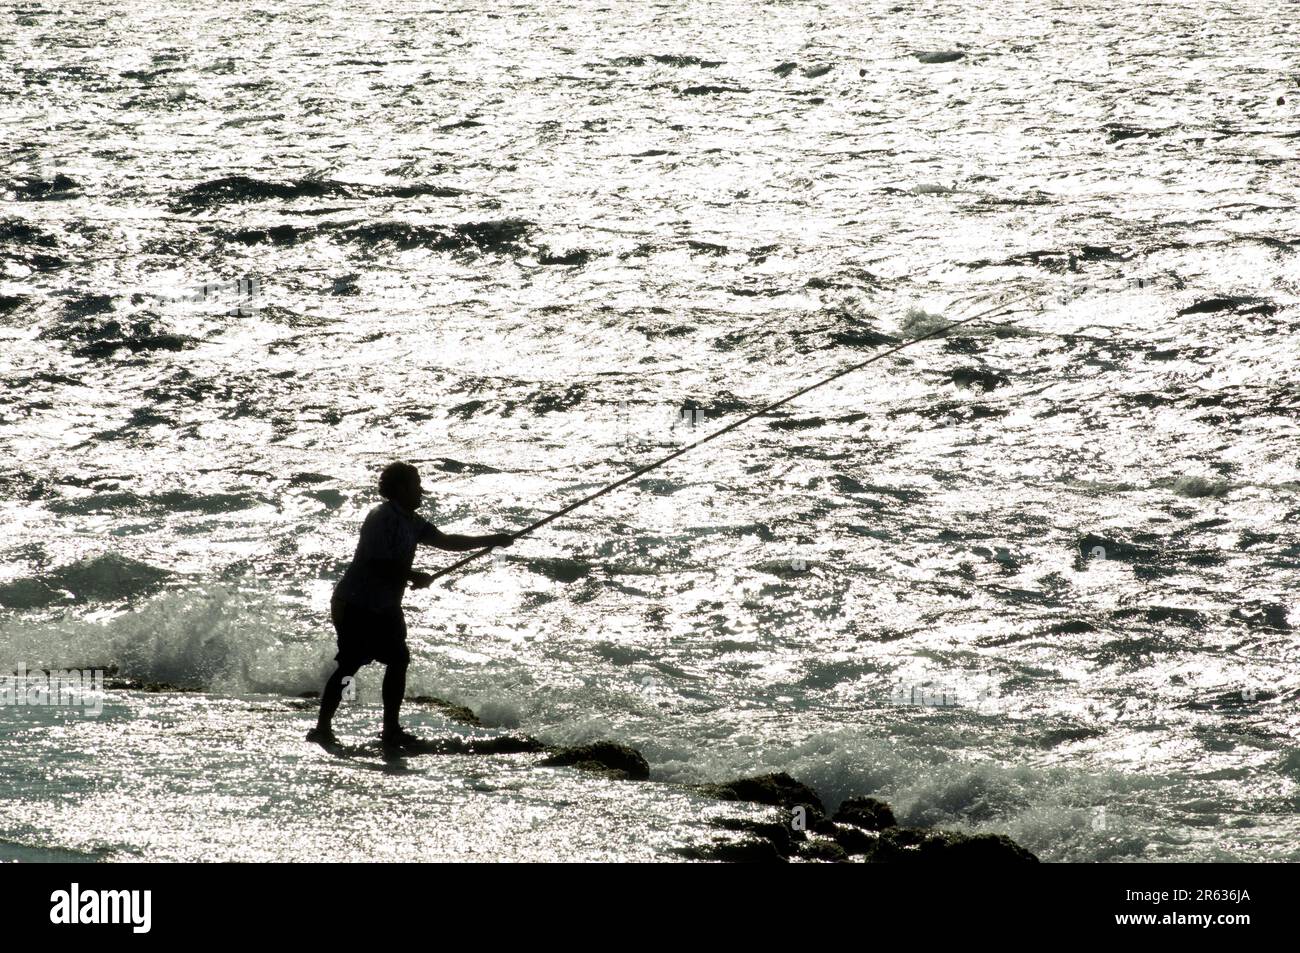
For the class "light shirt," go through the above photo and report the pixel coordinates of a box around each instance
[333,501,439,611]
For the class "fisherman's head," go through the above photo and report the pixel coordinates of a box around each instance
[379,461,423,513]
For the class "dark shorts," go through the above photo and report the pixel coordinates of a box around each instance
[331,597,409,669]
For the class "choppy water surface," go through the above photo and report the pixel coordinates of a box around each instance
[1,0,1298,861]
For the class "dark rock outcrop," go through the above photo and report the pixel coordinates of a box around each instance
[798,839,850,863]
[539,741,650,781]
[688,774,1037,863]
[832,824,878,855]
[868,827,1039,863]
[406,695,481,725]
[677,839,787,863]
[695,771,826,822]
[711,817,803,858]
[288,690,1040,863]
[833,796,897,831]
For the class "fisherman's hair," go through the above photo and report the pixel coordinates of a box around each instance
[378,461,419,500]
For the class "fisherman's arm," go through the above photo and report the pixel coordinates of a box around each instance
[418,520,513,553]
[405,525,514,590]
[425,527,514,553]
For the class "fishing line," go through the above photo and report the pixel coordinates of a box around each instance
[428,291,1036,583]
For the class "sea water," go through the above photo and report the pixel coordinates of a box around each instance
[1,0,1297,861]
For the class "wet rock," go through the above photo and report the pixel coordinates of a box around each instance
[868,827,1039,863]
[832,824,878,855]
[435,734,548,755]
[712,817,802,858]
[798,839,851,862]
[833,796,897,831]
[695,772,826,821]
[691,774,1036,863]
[406,695,482,725]
[539,741,650,780]
[678,838,787,863]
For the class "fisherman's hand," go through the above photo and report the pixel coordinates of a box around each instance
[488,533,514,548]
[409,570,434,589]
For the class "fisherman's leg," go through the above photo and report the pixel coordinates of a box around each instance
[381,608,411,732]
[318,659,362,730]
[381,647,410,732]
[318,597,363,731]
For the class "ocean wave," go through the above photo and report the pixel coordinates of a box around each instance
[0,585,330,695]
[897,307,953,338]
[37,296,195,356]
[5,173,80,201]
[170,174,464,210]
[1171,475,1232,498]
[45,490,264,516]
[0,554,170,611]
[340,218,533,252]
[644,724,1167,862]
[221,217,534,254]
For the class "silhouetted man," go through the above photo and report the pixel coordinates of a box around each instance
[308,462,512,750]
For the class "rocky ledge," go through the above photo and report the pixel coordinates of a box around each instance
[296,693,1038,862]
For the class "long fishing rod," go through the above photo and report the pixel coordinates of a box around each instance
[428,291,1036,583]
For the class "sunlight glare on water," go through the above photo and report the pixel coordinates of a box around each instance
[0,0,1297,861]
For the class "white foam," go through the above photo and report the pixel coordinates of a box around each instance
[0,585,333,696]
